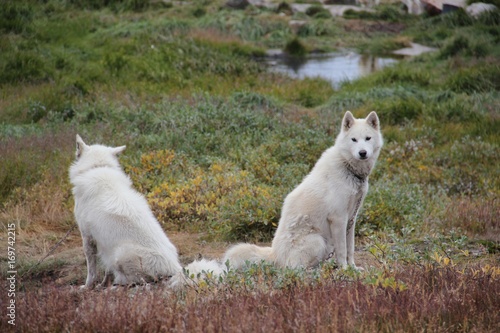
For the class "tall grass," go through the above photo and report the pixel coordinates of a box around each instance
[4,265,499,332]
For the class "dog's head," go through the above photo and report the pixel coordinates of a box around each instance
[70,134,126,179]
[339,111,383,162]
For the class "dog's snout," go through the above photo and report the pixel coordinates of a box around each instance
[359,150,367,159]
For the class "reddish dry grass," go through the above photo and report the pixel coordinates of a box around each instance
[442,198,500,241]
[4,266,499,333]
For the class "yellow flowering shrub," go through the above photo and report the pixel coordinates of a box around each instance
[131,150,282,241]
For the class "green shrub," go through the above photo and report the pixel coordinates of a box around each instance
[359,36,412,55]
[297,19,338,37]
[0,1,33,33]
[373,96,424,125]
[374,66,431,87]
[67,0,150,11]
[0,51,50,84]
[284,37,307,56]
[344,5,409,22]
[140,157,282,241]
[276,2,293,15]
[193,7,206,18]
[446,65,499,93]
[305,5,332,19]
[358,178,429,233]
[437,8,474,27]
[439,34,491,58]
[426,92,478,122]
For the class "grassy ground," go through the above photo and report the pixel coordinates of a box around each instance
[1,0,499,331]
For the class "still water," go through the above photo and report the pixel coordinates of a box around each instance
[266,52,398,88]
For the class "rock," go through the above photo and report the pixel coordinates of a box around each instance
[420,0,466,13]
[225,0,250,10]
[466,2,497,18]
[324,5,375,16]
[265,49,284,57]
[401,0,426,15]
[324,0,357,5]
[392,43,438,57]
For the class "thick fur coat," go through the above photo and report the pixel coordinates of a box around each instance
[70,135,182,288]
[223,111,383,269]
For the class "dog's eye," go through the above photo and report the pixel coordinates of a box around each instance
[351,138,357,142]
[366,137,371,141]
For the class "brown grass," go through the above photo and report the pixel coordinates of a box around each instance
[4,265,499,332]
[442,198,500,241]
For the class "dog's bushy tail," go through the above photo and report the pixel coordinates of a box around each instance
[169,258,225,290]
[222,243,274,269]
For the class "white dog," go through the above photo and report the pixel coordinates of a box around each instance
[70,135,182,288]
[223,111,383,270]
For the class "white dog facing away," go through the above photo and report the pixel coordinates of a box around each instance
[223,111,383,270]
[70,135,184,288]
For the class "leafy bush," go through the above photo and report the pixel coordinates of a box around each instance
[358,178,429,233]
[139,156,282,241]
[446,65,500,93]
[0,51,50,84]
[374,66,431,87]
[439,34,491,58]
[373,96,424,125]
[344,4,409,22]
[284,37,307,56]
[305,5,332,19]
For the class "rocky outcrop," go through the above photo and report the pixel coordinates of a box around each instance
[466,2,498,18]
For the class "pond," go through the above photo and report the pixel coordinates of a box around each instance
[265,51,399,89]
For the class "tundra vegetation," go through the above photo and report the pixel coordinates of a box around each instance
[0,0,499,331]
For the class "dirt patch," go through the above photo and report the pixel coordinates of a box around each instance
[14,227,380,287]
[169,231,230,264]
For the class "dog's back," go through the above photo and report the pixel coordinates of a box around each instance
[70,135,181,288]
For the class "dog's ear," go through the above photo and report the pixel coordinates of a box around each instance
[366,111,379,130]
[342,111,355,131]
[111,145,126,156]
[75,134,88,159]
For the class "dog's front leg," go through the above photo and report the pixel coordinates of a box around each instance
[346,189,367,269]
[329,214,348,268]
[82,235,98,289]
[346,217,357,268]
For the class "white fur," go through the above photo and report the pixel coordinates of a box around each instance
[169,259,226,289]
[223,111,383,270]
[70,135,182,288]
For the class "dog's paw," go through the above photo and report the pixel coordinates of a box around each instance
[77,285,91,292]
[348,264,364,272]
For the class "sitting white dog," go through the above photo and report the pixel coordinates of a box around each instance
[69,135,182,288]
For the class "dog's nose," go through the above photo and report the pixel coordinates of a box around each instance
[359,150,367,159]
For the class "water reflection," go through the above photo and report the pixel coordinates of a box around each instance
[266,52,398,88]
